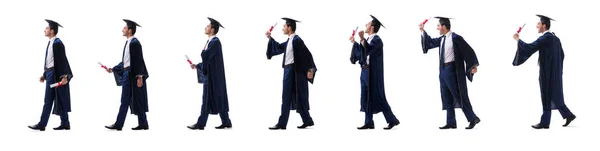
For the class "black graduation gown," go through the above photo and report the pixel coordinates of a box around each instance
[196,37,229,114]
[421,31,479,110]
[112,38,149,115]
[512,32,565,110]
[350,35,393,114]
[46,38,73,115]
[266,35,317,111]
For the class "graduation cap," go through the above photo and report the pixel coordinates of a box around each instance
[281,17,300,31]
[123,19,141,35]
[123,19,141,27]
[370,15,385,29]
[45,19,63,34]
[208,17,224,34]
[45,19,63,28]
[281,17,300,24]
[208,17,224,28]
[434,16,453,29]
[536,14,554,29]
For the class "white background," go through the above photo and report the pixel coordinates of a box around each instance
[0,0,597,150]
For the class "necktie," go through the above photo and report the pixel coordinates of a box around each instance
[282,38,290,67]
[122,41,128,64]
[440,35,447,67]
[203,39,209,51]
[44,41,51,69]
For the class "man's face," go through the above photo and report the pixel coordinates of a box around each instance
[283,24,290,35]
[536,21,544,33]
[437,23,443,35]
[44,26,52,37]
[205,24,212,35]
[122,26,130,37]
[365,22,372,33]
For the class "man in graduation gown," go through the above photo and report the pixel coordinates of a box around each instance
[420,16,481,129]
[512,15,576,129]
[349,15,400,130]
[105,19,150,131]
[29,19,73,131]
[265,18,317,130]
[187,17,232,130]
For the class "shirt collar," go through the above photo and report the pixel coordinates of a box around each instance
[49,36,57,42]
[127,36,136,42]
[288,33,297,39]
[543,30,551,34]
[208,35,217,41]
[444,31,453,37]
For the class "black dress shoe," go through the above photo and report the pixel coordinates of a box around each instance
[383,120,400,130]
[132,125,149,130]
[531,124,549,129]
[439,125,457,129]
[465,118,481,129]
[53,125,70,130]
[268,125,286,130]
[28,124,45,131]
[297,122,314,129]
[105,125,122,131]
[563,115,576,127]
[357,125,375,130]
[187,124,205,130]
[215,123,232,129]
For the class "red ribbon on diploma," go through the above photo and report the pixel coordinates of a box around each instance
[422,17,432,25]
[185,55,193,65]
[98,62,108,70]
[50,82,63,88]
[269,23,278,32]
[517,24,525,34]
[351,26,358,36]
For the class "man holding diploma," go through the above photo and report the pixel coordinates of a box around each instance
[420,16,481,130]
[512,14,576,129]
[104,19,150,131]
[187,17,232,130]
[349,15,400,130]
[265,17,317,130]
[29,19,73,131]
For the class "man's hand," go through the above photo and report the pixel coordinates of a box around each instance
[39,76,45,83]
[419,23,424,32]
[191,64,196,69]
[61,76,68,85]
[307,69,314,79]
[471,66,478,74]
[358,30,365,41]
[266,31,271,39]
[106,68,113,73]
[137,77,143,88]
[349,36,355,43]
[513,33,519,41]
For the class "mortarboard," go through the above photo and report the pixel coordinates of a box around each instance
[208,17,224,29]
[370,15,385,28]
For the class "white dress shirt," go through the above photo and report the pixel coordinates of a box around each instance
[45,37,57,68]
[123,36,135,68]
[284,33,296,65]
[441,31,455,63]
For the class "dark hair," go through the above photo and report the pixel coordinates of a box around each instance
[127,25,137,35]
[211,24,220,34]
[371,21,381,33]
[440,19,451,30]
[50,26,59,35]
[540,18,551,30]
[286,22,297,32]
